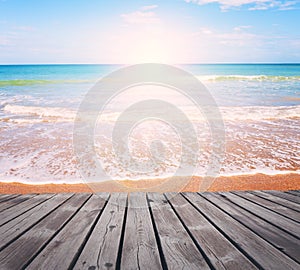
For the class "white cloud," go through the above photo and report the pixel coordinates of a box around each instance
[218,32,258,46]
[183,27,276,62]
[200,27,213,34]
[184,0,299,10]
[189,26,298,60]
[191,27,260,47]
[0,36,9,46]
[13,26,35,32]
[277,0,298,9]
[233,25,252,31]
[121,10,160,24]
[191,27,214,36]
[290,39,300,48]
[141,5,158,10]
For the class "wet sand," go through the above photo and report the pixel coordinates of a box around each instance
[0,173,299,194]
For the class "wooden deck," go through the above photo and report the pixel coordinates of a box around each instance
[0,191,299,270]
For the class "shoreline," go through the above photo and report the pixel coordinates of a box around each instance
[0,173,299,194]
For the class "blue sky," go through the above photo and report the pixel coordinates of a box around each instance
[0,0,300,63]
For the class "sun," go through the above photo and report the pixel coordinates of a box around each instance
[109,24,185,64]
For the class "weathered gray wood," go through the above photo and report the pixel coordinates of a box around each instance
[184,192,299,270]
[235,191,300,223]
[74,193,126,270]
[230,192,300,238]
[148,192,210,270]
[266,190,300,204]
[0,193,73,251]
[0,191,299,270]
[26,193,109,270]
[0,194,21,204]
[286,190,300,197]
[121,193,162,270]
[0,193,53,226]
[0,194,35,213]
[251,191,300,212]
[165,192,258,269]
[203,192,300,263]
[0,193,91,270]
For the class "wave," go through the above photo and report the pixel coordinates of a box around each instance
[0,171,299,185]
[220,105,300,121]
[2,104,76,123]
[197,75,300,82]
[0,79,94,87]
[2,104,300,124]
[178,105,300,122]
[1,75,299,87]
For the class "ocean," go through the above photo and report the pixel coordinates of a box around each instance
[0,64,299,184]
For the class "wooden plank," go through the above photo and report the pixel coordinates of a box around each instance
[230,192,300,238]
[202,192,300,263]
[234,191,300,223]
[0,194,21,204]
[286,191,300,197]
[0,194,35,213]
[265,190,300,204]
[74,193,127,270]
[0,194,53,226]
[0,193,73,251]
[250,191,300,212]
[148,192,210,270]
[165,192,258,269]
[26,193,109,270]
[184,192,299,270]
[121,193,162,270]
[0,193,91,270]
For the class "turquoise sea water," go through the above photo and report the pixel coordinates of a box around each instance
[0,64,300,106]
[0,64,299,183]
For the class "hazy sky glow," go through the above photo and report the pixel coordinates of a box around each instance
[0,0,300,63]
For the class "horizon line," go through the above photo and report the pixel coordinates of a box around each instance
[0,62,300,65]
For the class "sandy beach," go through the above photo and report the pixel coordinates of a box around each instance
[0,173,299,194]
[1,65,300,195]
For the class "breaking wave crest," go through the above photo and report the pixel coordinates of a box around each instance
[2,104,300,124]
[0,79,94,87]
[198,75,300,82]
[2,104,76,123]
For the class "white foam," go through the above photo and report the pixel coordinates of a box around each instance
[216,169,300,177]
[0,170,299,184]
[3,104,76,123]
[197,74,300,82]
[220,105,300,121]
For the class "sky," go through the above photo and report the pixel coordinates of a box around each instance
[0,0,300,63]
